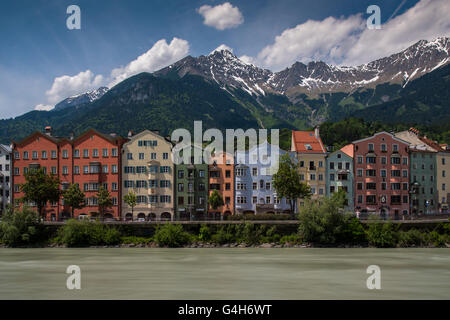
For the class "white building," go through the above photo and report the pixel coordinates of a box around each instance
[0,144,12,216]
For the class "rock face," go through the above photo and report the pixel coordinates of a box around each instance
[155,37,450,98]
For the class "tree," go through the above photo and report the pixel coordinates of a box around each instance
[62,183,85,218]
[272,153,311,214]
[20,168,60,220]
[97,186,112,221]
[209,190,224,210]
[0,205,42,246]
[123,191,137,217]
[298,191,351,244]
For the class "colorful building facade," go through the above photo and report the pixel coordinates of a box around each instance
[12,128,126,221]
[122,130,175,221]
[174,145,209,220]
[291,128,327,207]
[353,132,410,219]
[235,142,294,214]
[395,129,439,215]
[436,151,450,213]
[208,152,234,219]
[326,144,354,211]
[0,144,12,216]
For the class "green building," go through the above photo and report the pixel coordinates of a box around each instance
[174,145,209,220]
[395,129,439,215]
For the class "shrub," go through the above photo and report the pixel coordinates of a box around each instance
[341,217,367,244]
[58,219,121,247]
[280,234,302,244]
[211,225,236,244]
[154,224,191,247]
[426,231,447,247]
[298,192,350,244]
[397,229,426,247]
[0,207,44,246]
[198,225,211,242]
[365,219,397,248]
[120,236,152,245]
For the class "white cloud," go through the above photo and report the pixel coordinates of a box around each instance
[210,44,233,55]
[197,2,244,30]
[34,37,190,110]
[239,55,257,65]
[44,70,104,105]
[109,37,189,86]
[34,104,54,111]
[246,0,450,70]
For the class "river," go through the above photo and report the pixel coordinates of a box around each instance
[0,248,449,299]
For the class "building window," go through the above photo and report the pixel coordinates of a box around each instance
[357,169,363,177]
[112,148,118,157]
[82,149,89,158]
[357,156,363,164]
[318,174,323,181]
[357,183,363,190]
[62,166,68,175]
[32,151,38,160]
[150,153,156,160]
[74,166,80,174]
[368,143,374,151]
[103,165,108,174]
[163,153,168,160]
[112,183,117,191]
[178,170,184,179]
[266,196,271,204]
[112,165,118,173]
[41,151,47,159]
[102,148,108,157]
[14,152,20,159]
[252,167,258,176]
[330,174,335,181]
[329,162,334,170]
[74,149,80,158]
[92,149,99,158]
[62,150,68,159]
[138,153,144,160]
[199,170,205,178]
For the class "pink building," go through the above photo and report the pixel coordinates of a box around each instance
[353,132,410,219]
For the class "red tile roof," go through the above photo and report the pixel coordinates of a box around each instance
[292,130,326,153]
[340,144,354,158]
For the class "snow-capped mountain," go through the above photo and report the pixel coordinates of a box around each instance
[155,37,450,98]
[53,87,109,111]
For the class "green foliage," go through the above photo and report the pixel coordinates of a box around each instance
[97,186,112,220]
[62,183,85,217]
[57,219,121,247]
[425,231,447,247]
[208,190,224,210]
[341,217,367,244]
[20,168,60,218]
[120,236,152,245]
[397,229,426,247]
[279,234,302,245]
[198,225,211,242]
[273,153,311,213]
[297,191,351,244]
[154,223,191,247]
[0,206,43,246]
[123,191,137,214]
[365,218,398,248]
[211,225,236,244]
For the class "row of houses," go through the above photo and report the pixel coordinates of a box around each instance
[0,126,449,221]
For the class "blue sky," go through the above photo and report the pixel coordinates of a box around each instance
[0,0,448,118]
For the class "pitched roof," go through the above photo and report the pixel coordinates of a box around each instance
[340,144,354,158]
[291,130,326,154]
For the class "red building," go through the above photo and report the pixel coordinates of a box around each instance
[12,127,126,221]
[353,132,410,219]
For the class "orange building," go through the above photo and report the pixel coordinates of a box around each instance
[12,127,127,221]
[72,129,127,220]
[208,152,234,219]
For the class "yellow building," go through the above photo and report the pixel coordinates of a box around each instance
[436,151,450,213]
[122,130,174,221]
[291,128,327,206]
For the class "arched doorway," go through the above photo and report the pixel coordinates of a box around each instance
[243,210,255,215]
[125,213,133,221]
[104,213,114,220]
[61,211,71,220]
[161,212,171,221]
[137,213,146,221]
[148,213,156,221]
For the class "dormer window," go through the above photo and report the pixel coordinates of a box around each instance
[305,144,312,150]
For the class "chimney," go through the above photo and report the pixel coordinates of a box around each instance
[44,126,52,136]
[314,126,320,139]
[128,130,134,138]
